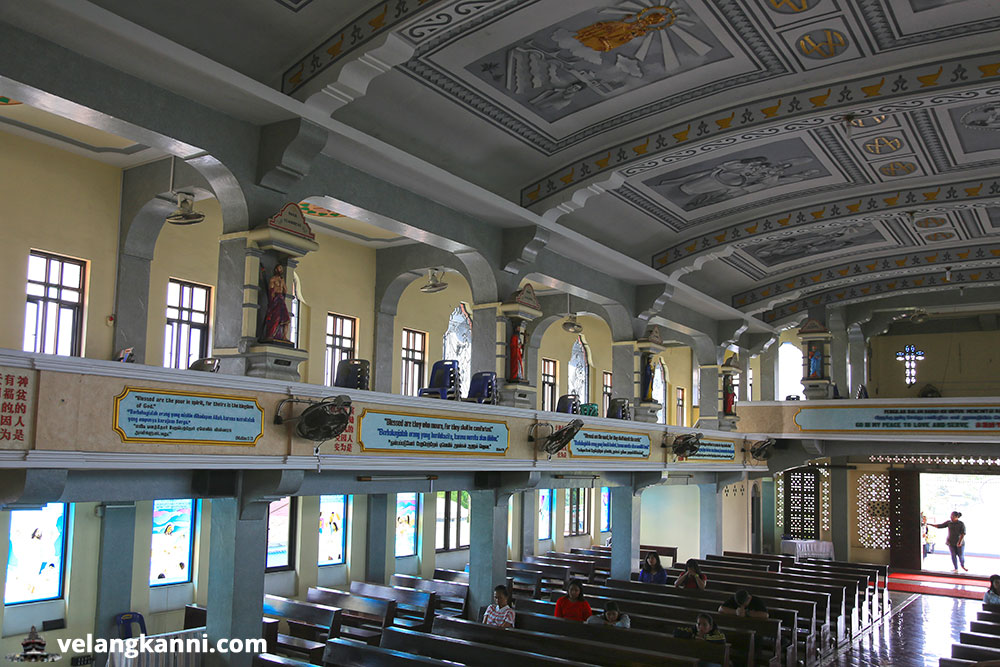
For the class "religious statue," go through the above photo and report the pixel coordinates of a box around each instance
[807,345,822,379]
[640,353,654,402]
[723,373,736,416]
[261,264,291,343]
[508,320,526,383]
[574,6,676,52]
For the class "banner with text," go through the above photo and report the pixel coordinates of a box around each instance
[0,366,36,448]
[358,410,509,455]
[113,387,264,445]
[570,429,650,458]
[795,405,1000,434]
[684,438,736,461]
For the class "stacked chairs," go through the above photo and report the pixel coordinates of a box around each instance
[334,358,370,390]
[607,397,631,420]
[464,371,498,404]
[579,403,600,416]
[419,360,461,400]
[555,394,581,414]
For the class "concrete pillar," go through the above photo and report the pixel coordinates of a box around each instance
[215,237,253,376]
[847,324,866,397]
[830,461,849,561]
[698,484,721,558]
[471,305,500,379]
[552,489,567,553]
[519,490,537,560]
[419,492,437,578]
[112,254,152,363]
[94,503,136,667]
[828,310,848,396]
[610,487,640,580]
[365,493,395,583]
[206,497,268,667]
[695,365,720,429]
[468,490,508,620]
[611,342,635,416]
[757,344,778,401]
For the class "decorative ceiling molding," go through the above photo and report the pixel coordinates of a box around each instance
[0,114,148,155]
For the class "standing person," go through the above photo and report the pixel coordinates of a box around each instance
[931,511,967,572]
[482,584,515,629]
[554,580,592,622]
[719,589,769,619]
[586,600,631,628]
[638,551,667,584]
[675,558,708,590]
[985,575,1000,606]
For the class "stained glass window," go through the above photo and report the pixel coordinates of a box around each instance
[266,497,295,571]
[443,305,472,397]
[653,362,666,424]
[778,342,804,399]
[5,503,68,605]
[318,495,348,566]
[600,487,612,533]
[149,499,196,586]
[568,337,589,402]
[785,469,820,540]
[395,493,418,557]
[538,489,553,541]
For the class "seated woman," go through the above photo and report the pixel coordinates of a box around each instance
[638,551,667,584]
[482,584,515,628]
[554,579,592,622]
[585,600,630,628]
[674,558,708,590]
[985,575,1000,606]
[674,612,726,643]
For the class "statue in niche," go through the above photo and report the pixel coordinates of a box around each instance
[807,343,823,379]
[723,373,736,416]
[508,320,526,383]
[261,264,291,343]
[640,353,654,402]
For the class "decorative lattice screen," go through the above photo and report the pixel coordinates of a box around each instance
[775,472,784,531]
[785,469,820,540]
[857,473,891,549]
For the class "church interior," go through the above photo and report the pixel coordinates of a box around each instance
[1,0,1000,666]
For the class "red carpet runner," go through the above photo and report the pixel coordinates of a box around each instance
[886,572,989,600]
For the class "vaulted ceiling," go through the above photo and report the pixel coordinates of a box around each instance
[5,0,1000,331]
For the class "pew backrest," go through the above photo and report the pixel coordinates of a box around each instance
[349,581,435,627]
[379,626,600,667]
[305,587,395,628]
[390,574,469,617]
[322,638,459,667]
[432,568,469,583]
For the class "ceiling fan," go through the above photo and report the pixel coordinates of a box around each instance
[164,156,205,225]
[562,293,583,334]
[420,268,449,294]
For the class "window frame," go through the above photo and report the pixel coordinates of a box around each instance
[541,358,558,412]
[602,371,613,418]
[676,388,685,427]
[4,502,70,606]
[435,490,470,552]
[395,493,420,558]
[149,498,197,587]
[400,328,427,397]
[23,250,86,357]
[537,489,554,541]
[324,313,358,386]
[564,488,591,537]
[265,496,297,573]
[163,278,212,370]
[318,494,349,567]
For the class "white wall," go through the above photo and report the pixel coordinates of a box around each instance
[640,485,701,563]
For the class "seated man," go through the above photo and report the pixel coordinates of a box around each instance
[718,589,769,619]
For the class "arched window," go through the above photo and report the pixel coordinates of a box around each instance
[443,304,472,397]
[568,336,589,402]
[778,342,804,400]
[653,362,666,424]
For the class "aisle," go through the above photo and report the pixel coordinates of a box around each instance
[823,591,980,667]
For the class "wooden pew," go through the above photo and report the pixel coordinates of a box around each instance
[432,568,469,583]
[507,567,544,598]
[782,560,881,623]
[350,581,436,631]
[380,626,602,667]
[391,574,469,618]
[261,595,341,664]
[322,638,459,666]
[803,557,889,616]
[640,543,679,567]
[508,610,730,667]
[960,631,1000,650]
[548,550,611,576]
[970,620,1000,635]
[184,604,279,654]
[508,560,571,594]
[305,587,394,645]
[255,653,309,667]
[432,616,699,666]
[528,555,597,583]
[723,551,796,570]
[514,599,756,667]
[709,554,782,572]
[952,642,1000,662]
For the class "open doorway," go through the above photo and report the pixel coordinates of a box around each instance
[920,472,1000,574]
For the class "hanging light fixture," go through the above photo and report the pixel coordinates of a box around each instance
[562,293,583,334]
[420,268,449,294]
[164,156,205,225]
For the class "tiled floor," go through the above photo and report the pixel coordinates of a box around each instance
[822,591,979,667]
[923,550,1000,576]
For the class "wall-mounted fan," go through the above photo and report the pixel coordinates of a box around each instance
[749,438,776,461]
[670,432,702,458]
[528,419,584,458]
[274,395,352,455]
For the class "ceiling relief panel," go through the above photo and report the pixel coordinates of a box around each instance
[740,221,890,269]
[855,0,1000,51]
[403,0,784,154]
[918,98,1000,173]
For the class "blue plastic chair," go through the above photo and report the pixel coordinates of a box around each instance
[115,612,147,639]
[418,360,460,400]
[607,398,631,420]
[335,358,370,390]
[464,371,497,404]
[556,394,581,414]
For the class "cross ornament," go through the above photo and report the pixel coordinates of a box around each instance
[895,344,924,386]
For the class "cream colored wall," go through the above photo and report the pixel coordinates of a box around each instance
[295,236,376,385]
[870,331,1000,398]
[721,481,750,553]
[749,354,761,401]
[0,131,121,360]
[144,200,222,367]
[659,347,693,426]
[640,484,700,562]
[535,315,612,408]
[392,273,473,394]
